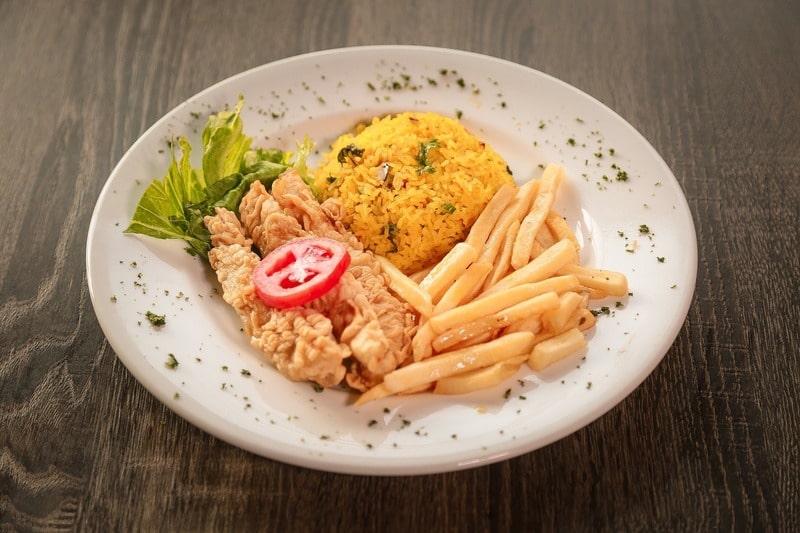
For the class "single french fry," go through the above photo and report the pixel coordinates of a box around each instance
[445,330,496,351]
[398,383,434,395]
[541,291,585,334]
[432,292,559,352]
[548,309,597,332]
[536,306,595,341]
[558,263,629,297]
[511,176,541,215]
[429,274,580,334]
[375,255,434,317]
[432,315,499,352]
[354,383,392,406]
[477,179,539,265]
[433,355,527,395]
[433,261,493,314]
[481,239,578,298]
[382,331,536,394]
[465,183,517,250]
[412,320,436,361]
[419,242,478,303]
[577,290,590,310]
[529,240,547,259]
[575,307,596,331]
[581,286,609,300]
[528,327,588,371]
[545,210,580,251]
[481,218,520,292]
[534,222,558,250]
[503,315,543,335]
[408,265,434,283]
[512,164,564,269]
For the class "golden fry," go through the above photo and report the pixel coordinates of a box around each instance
[529,240,547,259]
[434,261,493,315]
[429,274,579,334]
[432,292,559,352]
[481,239,577,297]
[545,210,580,251]
[581,286,609,300]
[558,263,629,297]
[465,183,517,250]
[433,355,528,395]
[375,255,434,317]
[432,315,499,352]
[528,327,587,371]
[419,242,478,303]
[445,331,496,351]
[408,264,434,283]
[503,315,543,335]
[382,331,536,394]
[412,320,436,362]
[534,223,558,250]
[541,291,585,334]
[354,383,392,406]
[575,307,596,331]
[511,164,563,269]
[477,179,539,265]
[482,218,520,292]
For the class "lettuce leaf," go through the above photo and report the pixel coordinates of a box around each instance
[123,137,206,245]
[201,98,250,186]
[124,98,315,259]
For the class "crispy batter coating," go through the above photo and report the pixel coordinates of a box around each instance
[205,209,349,387]
[207,170,417,391]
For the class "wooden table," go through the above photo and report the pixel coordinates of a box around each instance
[2,0,798,530]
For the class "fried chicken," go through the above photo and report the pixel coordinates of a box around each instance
[205,208,350,387]
[207,170,417,391]
[270,170,363,250]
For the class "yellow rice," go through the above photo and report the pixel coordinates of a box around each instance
[313,112,513,273]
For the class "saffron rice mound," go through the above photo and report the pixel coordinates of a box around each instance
[313,112,514,273]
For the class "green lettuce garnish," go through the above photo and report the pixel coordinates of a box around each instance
[124,97,315,258]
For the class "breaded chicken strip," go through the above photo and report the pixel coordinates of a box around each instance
[238,173,416,390]
[205,208,350,387]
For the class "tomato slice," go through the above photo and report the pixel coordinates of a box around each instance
[252,237,351,309]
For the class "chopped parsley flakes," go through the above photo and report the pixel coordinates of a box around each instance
[145,311,166,326]
[415,139,440,174]
[165,353,179,369]
[439,202,457,215]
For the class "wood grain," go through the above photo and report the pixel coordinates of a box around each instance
[1,0,798,530]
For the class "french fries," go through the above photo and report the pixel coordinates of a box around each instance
[432,292,559,352]
[433,355,528,395]
[482,218,520,291]
[546,210,580,251]
[557,263,629,297]
[375,255,433,317]
[428,275,579,334]
[511,164,563,269]
[465,183,517,250]
[362,164,629,404]
[419,242,478,304]
[528,327,587,371]
[433,261,493,315]
[381,332,536,394]
[480,238,577,298]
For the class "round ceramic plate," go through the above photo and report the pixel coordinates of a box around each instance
[86,45,697,475]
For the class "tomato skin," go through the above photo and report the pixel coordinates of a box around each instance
[252,237,351,309]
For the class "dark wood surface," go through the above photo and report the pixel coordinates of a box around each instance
[1,0,798,530]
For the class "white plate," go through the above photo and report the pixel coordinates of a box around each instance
[86,46,696,475]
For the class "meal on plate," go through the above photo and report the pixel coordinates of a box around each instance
[125,98,628,404]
